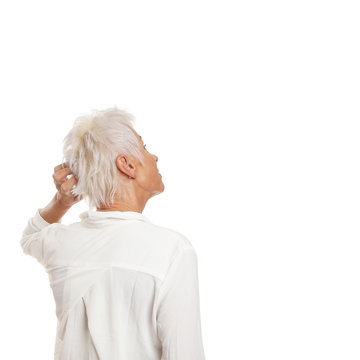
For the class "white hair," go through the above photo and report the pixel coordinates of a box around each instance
[61,106,145,210]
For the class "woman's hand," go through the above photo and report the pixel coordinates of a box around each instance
[53,163,83,208]
[38,163,83,224]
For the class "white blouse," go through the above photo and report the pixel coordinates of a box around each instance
[20,208,206,360]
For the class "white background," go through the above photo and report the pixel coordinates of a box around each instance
[1,0,359,359]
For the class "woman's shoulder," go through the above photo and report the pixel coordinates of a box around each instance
[144,222,194,250]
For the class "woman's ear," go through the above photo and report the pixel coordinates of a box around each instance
[116,155,135,178]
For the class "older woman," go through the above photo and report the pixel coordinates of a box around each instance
[20,107,206,360]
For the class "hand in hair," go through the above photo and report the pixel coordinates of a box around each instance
[52,163,83,208]
[38,163,83,224]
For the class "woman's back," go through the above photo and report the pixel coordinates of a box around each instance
[21,209,206,360]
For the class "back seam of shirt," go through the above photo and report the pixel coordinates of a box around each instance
[46,263,163,282]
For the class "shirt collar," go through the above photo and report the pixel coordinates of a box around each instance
[79,210,152,224]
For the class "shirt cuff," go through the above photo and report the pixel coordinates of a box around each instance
[33,208,53,229]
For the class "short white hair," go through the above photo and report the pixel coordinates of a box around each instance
[61,106,145,210]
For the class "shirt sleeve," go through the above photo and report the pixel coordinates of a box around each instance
[156,245,206,360]
[20,208,59,266]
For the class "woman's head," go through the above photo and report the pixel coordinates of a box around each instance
[62,106,164,211]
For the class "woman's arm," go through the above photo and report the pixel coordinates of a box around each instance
[20,206,57,265]
[39,192,72,224]
[156,245,206,360]
[20,163,82,264]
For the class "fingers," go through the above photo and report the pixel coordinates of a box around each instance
[60,174,78,193]
[53,162,83,205]
[54,163,69,171]
[53,167,73,186]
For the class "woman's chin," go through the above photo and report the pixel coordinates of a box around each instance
[159,180,165,192]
